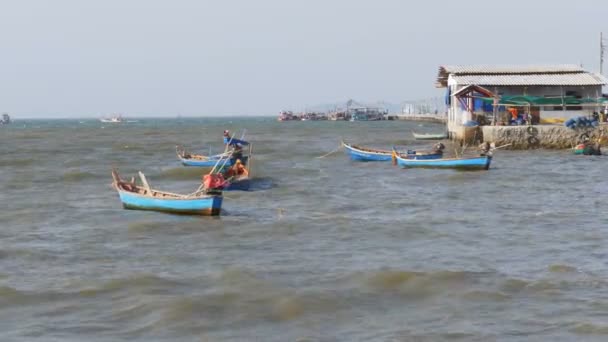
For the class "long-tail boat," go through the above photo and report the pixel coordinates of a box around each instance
[412,132,448,140]
[176,145,240,167]
[392,150,492,170]
[222,143,253,191]
[342,141,443,162]
[111,169,223,215]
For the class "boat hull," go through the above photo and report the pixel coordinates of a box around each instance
[178,155,248,167]
[343,142,442,162]
[117,190,223,215]
[572,143,601,155]
[413,133,447,140]
[344,144,392,161]
[396,155,492,170]
[224,177,251,191]
[179,156,234,167]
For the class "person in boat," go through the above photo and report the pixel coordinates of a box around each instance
[202,173,227,190]
[580,136,602,155]
[225,159,248,178]
[432,142,445,155]
[223,130,233,144]
[479,142,495,156]
[231,143,244,163]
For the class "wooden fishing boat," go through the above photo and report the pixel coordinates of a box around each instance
[176,145,249,167]
[111,169,223,215]
[572,143,601,155]
[342,141,443,162]
[412,132,447,140]
[224,174,251,191]
[393,152,492,170]
[222,144,253,191]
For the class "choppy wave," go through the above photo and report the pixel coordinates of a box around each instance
[0,158,36,167]
[159,167,207,180]
[63,171,97,182]
[358,269,471,297]
[571,322,608,335]
[548,264,578,273]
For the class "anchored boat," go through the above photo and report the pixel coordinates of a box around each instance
[342,141,443,162]
[412,132,447,140]
[393,152,492,170]
[111,169,223,215]
[176,146,238,167]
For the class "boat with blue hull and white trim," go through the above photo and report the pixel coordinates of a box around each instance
[413,132,447,140]
[393,152,492,171]
[111,169,223,215]
[342,141,443,162]
[176,145,249,168]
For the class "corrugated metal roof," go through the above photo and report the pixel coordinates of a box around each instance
[441,64,585,74]
[451,73,608,86]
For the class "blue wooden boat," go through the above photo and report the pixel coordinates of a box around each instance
[111,169,223,215]
[176,145,249,167]
[224,175,251,191]
[413,132,448,140]
[222,144,253,191]
[394,152,492,170]
[342,141,443,162]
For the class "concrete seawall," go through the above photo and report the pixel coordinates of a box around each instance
[479,125,607,149]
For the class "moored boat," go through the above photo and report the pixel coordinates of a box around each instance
[412,132,447,140]
[111,169,223,215]
[342,141,443,162]
[176,145,237,167]
[393,152,492,170]
[222,143,253,191]
[572,143,601,155]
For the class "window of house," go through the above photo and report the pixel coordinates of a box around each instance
[565,90,582,110]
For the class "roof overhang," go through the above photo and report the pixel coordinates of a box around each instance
[435,64,598,88]
[452,84,495,98]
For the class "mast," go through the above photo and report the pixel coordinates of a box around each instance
[601,32,605,75]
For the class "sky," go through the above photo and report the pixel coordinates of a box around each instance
[0,0,607,118]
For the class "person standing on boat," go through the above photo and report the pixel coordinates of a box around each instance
[225,159,248,178]
[223,130,232,142]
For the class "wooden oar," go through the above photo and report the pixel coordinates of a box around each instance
[491,143,512,150]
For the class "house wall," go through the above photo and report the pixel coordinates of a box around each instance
[446,78,603,137]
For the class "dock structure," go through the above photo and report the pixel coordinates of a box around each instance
[436,64,608,148]
[388,113,446,123]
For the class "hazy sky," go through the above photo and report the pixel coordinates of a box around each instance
[1,0,606,117]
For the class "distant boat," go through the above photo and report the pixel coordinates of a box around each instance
[412,132,447,140]
[342,141,443,162]
[111,169,223,215]
[394,152,492,171]
[278,110,297,121]
[0,113,11,125]
[100,114,125,123]
[348,107,387,121]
